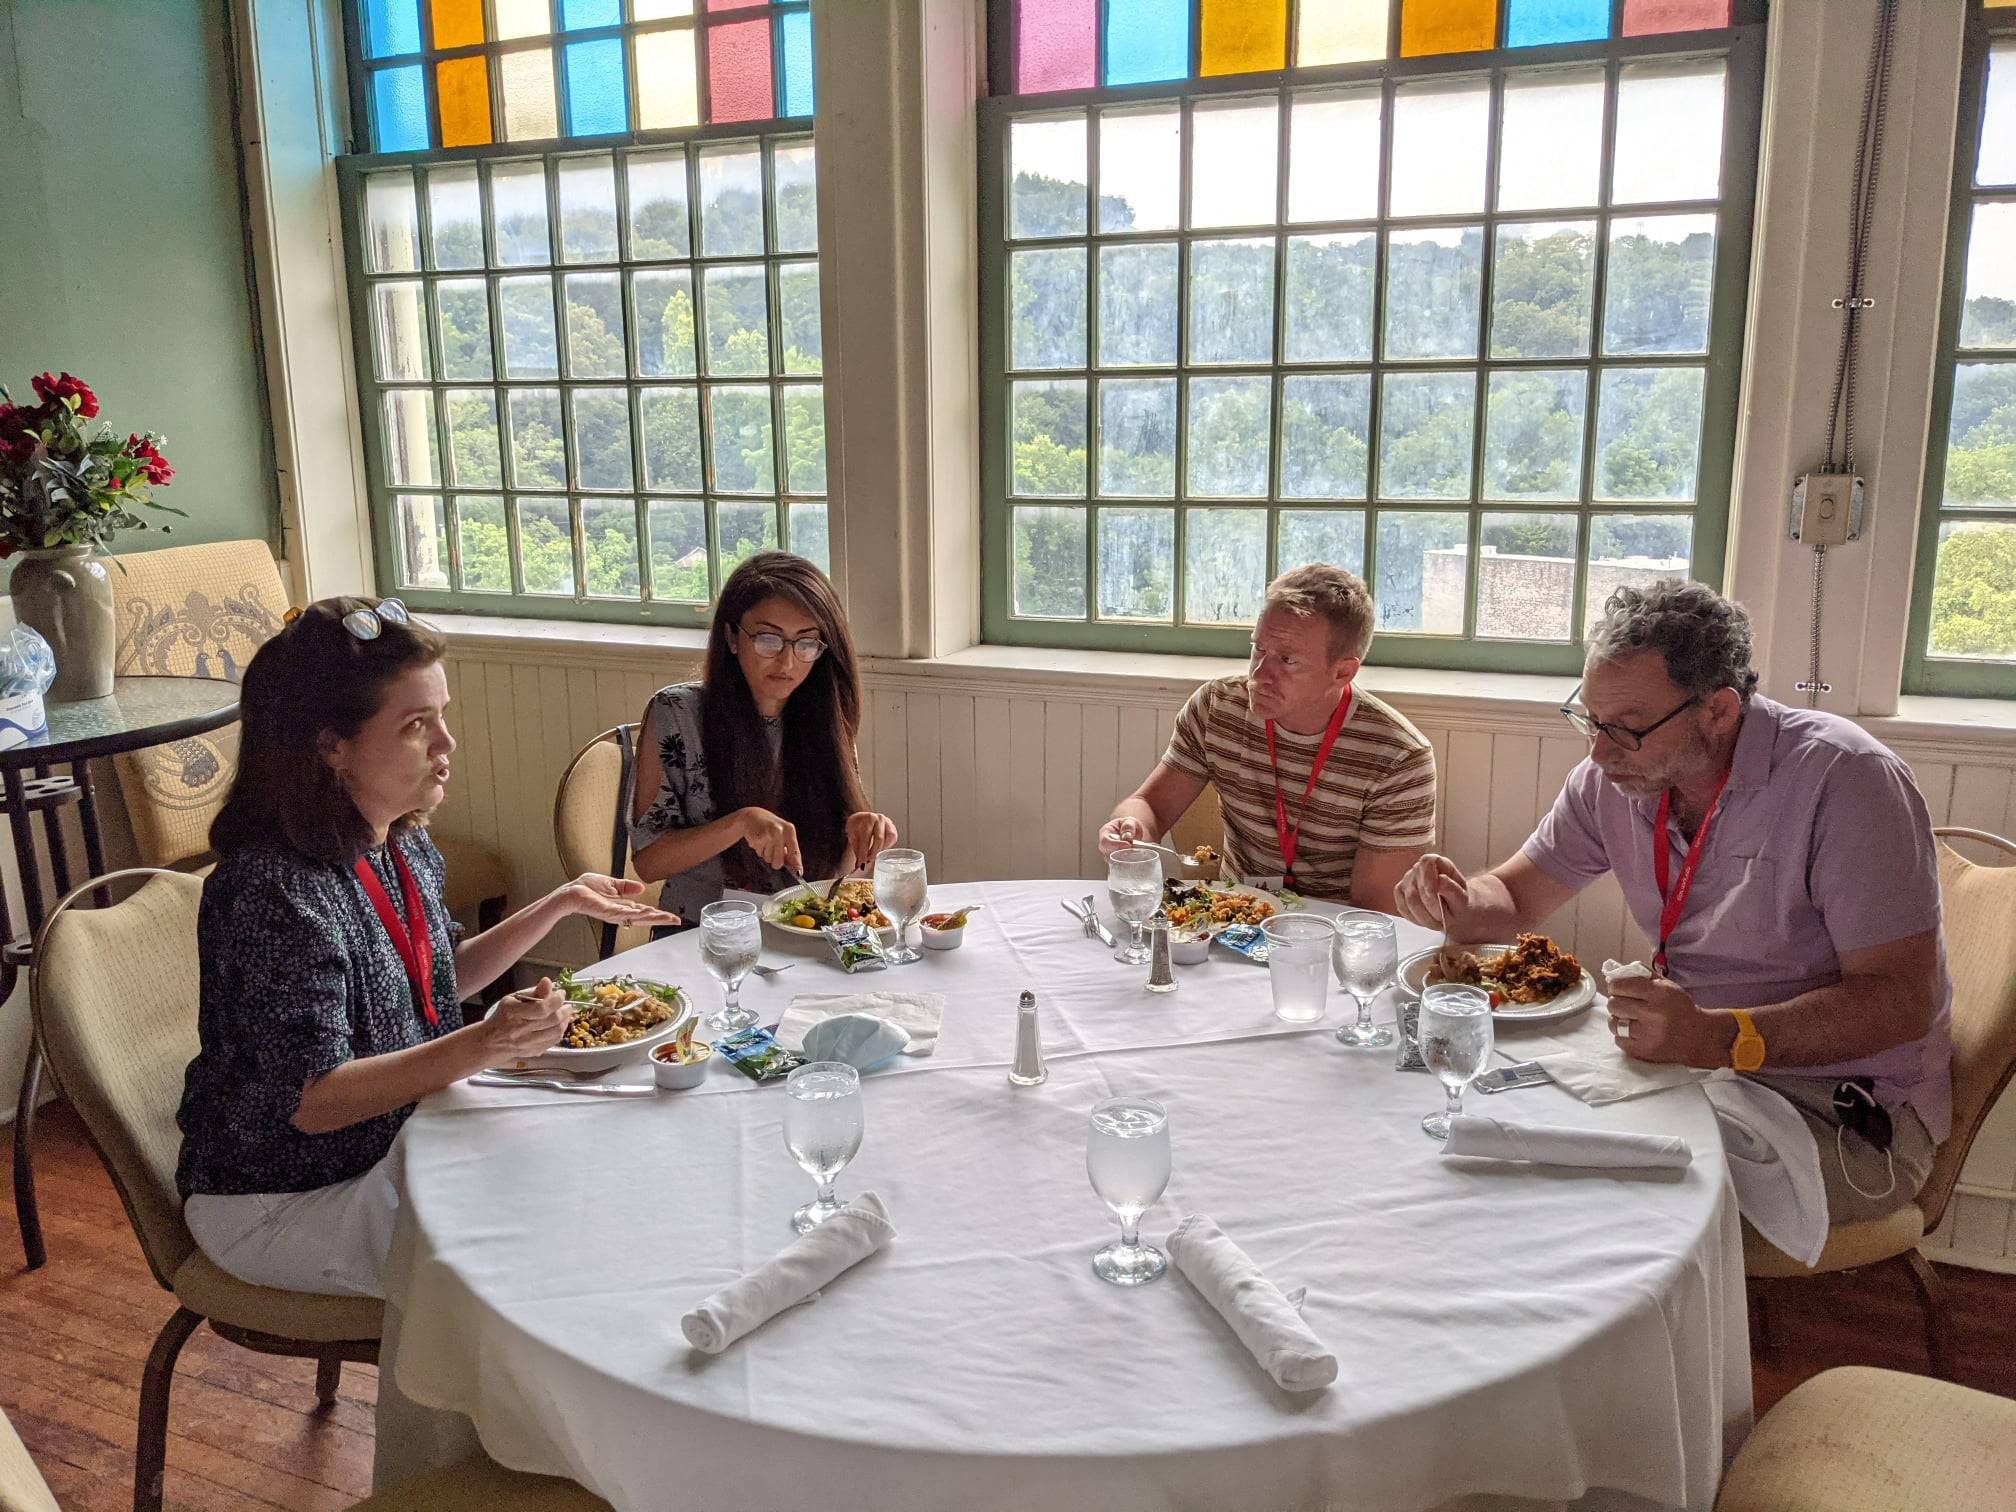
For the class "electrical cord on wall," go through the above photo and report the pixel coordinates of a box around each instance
[1806,1,1898,707]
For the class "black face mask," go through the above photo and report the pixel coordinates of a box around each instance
[1832,1077,1894,1153]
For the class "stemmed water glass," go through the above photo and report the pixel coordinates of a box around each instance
[1106,847,1163,966]
[873,848,929,965]
[1086,1095,1170,1285]
[783,1061,865,1232]
[1419,982,1494,1140]
[1333,911,1398,1049]
[700,899,762,1032]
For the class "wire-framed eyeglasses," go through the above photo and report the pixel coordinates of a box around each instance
[739,626,827,664]
[1558,683,1701,752]
[341,598,410,642]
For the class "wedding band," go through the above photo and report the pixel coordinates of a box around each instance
[1614,1021,1633,1040]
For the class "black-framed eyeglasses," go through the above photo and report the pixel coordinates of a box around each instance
[1559,682,1700,752]
[340,598,409,642]
[739,625,826,664]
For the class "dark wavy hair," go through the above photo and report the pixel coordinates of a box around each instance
[701,553,866,884]
[211,597,447,865]
[1588,580,1762,704]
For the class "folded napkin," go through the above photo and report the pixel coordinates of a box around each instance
[1518,998,1710,1105]
[680,1192,896,1354]
[1444,1114,1692,1170]
[778,992,945,1057]
[1705,1077,1830,1267]
[1167,1214,1336,1392]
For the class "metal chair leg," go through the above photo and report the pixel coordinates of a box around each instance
[1901,1249,1952,1380]
[136,1307,203,1512]
[315,1355,342,1408]
[12,1038,45,1270]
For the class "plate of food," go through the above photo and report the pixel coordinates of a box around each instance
[487,971,689,1072]
[765,879,888,938]
[1398,933,1595,1024]
[1159,879,1282,935]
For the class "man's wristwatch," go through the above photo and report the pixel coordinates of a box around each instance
[1729,1009,1767,1073]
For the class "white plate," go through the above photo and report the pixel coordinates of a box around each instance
[1160,881,1286,955]
[763,880,886,938]
[1398,945,1597,1027]
[484,979,691,1073]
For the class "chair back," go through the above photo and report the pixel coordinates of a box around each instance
[29,869,205,1291]
[109,540,292,867]
[1166,783,1224,863]
[1920,829,2016,1233]
[0,1402,58,1512]
[554,726,645,957]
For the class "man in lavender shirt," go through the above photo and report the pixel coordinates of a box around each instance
[1396,582,1950,1230]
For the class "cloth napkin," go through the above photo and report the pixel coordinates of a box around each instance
[1509,969,1711,1104]
[1166,1215,1337,1392]
[1444,1114,1693,1170]
[680,1192,896,1354]
[777,992,945,1057]
[1704,1078,1831,1266]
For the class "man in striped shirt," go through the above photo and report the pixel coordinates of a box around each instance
[1096,565,1437,911]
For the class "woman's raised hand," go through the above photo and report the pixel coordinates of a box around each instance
[557,874,680,928]
[481,977,573,1060]
[843,811,899,873]
[737,806,803,875]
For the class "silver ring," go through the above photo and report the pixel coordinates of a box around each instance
[1614,1020,1633,1040]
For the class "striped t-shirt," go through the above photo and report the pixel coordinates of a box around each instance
[1163,676,1437,902]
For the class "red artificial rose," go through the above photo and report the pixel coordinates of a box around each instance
[30,372,98,419]
[125,434,174,486]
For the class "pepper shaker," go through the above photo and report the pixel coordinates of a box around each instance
[1145,916,1177,994]
[1009,989,1047,1085]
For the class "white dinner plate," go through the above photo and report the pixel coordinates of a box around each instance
[1160,880,1286,952]
[1398,944,1597,1026]
[763,879,887,938]
[484,980,691,1073]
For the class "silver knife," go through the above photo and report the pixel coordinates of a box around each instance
[468,1073,655,1097]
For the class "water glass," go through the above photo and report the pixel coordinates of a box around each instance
[1106,847,1163,966]
[1262,914,1335,1024]
[700,899,762,1032]
[1333,911,1399,1049]
[1419,982,1494,1140]
[783,1061,865,1232]
[873,848,929,965]
[1086,1095,1170,1285]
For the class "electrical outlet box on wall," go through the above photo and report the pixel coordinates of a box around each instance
[1789,472,1864,546]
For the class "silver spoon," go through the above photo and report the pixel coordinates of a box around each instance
[751,961,797,979]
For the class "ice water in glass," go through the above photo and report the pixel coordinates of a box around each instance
[1333,912,1398,1049]
[1419,982,1493,1140]
[701,899,762,1032]
[1087,1096,1171,1285]
[1106,848,1163,966]
[873,849,929,965]
[1262,914,1335,1024]
[784,1061,865,1232]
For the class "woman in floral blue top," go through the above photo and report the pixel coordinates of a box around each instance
[176,597,675,1297]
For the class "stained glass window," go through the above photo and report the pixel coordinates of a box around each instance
[355,0,812,150]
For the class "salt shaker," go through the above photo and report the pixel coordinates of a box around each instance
[1145,916,1177,994]
[1008,990,1047,1085]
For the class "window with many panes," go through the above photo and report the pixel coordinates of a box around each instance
[338,0,826,623]
[1907,0,2016,696]
[983,0,1761,671]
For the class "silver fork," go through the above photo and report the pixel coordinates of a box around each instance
[482,1064,612,1082]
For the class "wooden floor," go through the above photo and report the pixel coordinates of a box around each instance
[3,1102,2015,1511]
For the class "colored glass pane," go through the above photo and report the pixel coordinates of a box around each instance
[706,17,773,122]
[501,47,559,140]
[435,57,493,147]
[1106,0,1190,87]
[708,0,766,9]
[373,65,429,152]
[565,38,627,134]
[1296,0,1388,65]
[1505,0,1607,46]
[779,7,814,116]
[429,0,486,49]
[635,0,695,14]
[1620,0,1730,35]
[1399,0,1497,56]
[365,0,423,56]
[562,0,620,26]
[494,0,552,39]
[1017,0,1096,92]
[1199,0,1288,76]
[635,29,700,128]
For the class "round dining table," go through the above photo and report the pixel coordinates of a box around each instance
[376,880,1749,1512]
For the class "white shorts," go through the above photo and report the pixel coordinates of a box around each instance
[183,1160,398,1299]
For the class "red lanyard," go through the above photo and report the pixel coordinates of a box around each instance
[1265,689,1353,887]
[1651,770,1732,976]
[353,847,437,1026]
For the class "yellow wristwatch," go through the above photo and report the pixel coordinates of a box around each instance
[1729,1009,1767,1073]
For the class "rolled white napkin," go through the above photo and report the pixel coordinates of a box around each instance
[680,1192,896,1354]
[1444,1114,1692,1170]
[778,992,945,1056]
[1167,1214,1336,1392]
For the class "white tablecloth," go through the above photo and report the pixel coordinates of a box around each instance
[377,881,1749,1512]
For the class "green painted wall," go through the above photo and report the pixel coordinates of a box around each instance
[0,0,279,557]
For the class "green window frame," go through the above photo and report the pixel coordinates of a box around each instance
[980,21,1764,672]
[1904,2,2016,698]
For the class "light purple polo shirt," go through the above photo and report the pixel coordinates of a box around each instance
[1522,695,1952,1140]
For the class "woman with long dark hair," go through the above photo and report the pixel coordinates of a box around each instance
[176,597,674,1297]
[630,552,897,917]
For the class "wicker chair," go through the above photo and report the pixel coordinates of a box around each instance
[1745,827,2016,1379]
[554,725,647,958]
[1165,782,1223,863]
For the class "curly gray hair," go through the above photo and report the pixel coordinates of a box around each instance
[1586,580,1760,703]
